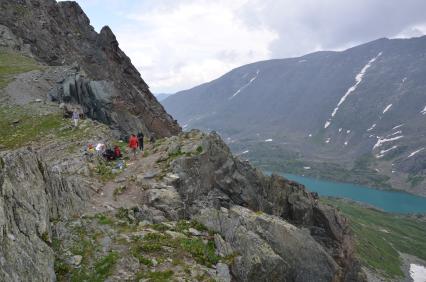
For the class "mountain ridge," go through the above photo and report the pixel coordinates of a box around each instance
[163,35,426,196]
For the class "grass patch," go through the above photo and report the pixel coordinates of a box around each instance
[113,185,127,200]
[175,220,208,233]
[322,198,426,278]
[407,174,424,188]
[179,238,219,267]
[0,50,40,89]
[95,213,114,225]
[136,270,174,282]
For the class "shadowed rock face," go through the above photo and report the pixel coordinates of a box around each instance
[0,0,180,138]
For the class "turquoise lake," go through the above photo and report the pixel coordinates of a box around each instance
[278,173,426,214]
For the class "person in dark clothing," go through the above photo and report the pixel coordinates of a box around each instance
[103,148,116,161]
[137,132,144,156]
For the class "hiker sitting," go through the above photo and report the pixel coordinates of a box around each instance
[103,148,116,161]
[114,145,122,159]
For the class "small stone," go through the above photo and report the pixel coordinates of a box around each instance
[7,233,16,241]
[70,255,83,266]
[138,220,152,227]
[35,99,42,102]
[151,258,158,266]
[188,228,201,236]
[165,230,186,239]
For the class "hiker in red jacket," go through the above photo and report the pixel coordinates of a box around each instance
[128,134,139,160]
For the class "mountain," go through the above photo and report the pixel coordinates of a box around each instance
[0,1,369,281]
[163,36,426,196]
[155,93,173,101]
[0,0,180,138]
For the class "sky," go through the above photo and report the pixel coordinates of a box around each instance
[62,0,426,94]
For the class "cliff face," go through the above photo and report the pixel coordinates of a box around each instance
[0,0,180,138]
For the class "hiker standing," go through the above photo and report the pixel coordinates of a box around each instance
[72,109,79,128]
[128,134,139,160]
[137,132,144,157]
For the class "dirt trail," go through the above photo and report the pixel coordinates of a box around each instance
[86,145,164,215]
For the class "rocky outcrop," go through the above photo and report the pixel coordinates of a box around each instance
[146,130,366,281]
[0,149,92,281]
[0,0,180,138]
[196,206,339,282]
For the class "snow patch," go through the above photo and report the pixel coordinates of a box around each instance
[339,128,343,133]
[408,148,425,158]
[367,124,376,132]
[303,166,311,170]
[229,69,260,99]
[410,264,426,282]
[421,105,426,115]
[265,139,273,142]
[376,146,398,158]
[298,59,307,63]
[239,150,250,155]
[182,124,189,129]
[325,138,331,144]
[402,77,407,83]
[392,124,404,130]
[388,130,402,137]
[373,135,403,149]
[346,130,351,134]
[308,134,312,137]
[324,52,382,128]
[344,141,348,146]
[383,104,392,114]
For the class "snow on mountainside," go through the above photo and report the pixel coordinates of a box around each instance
[163,36,426,196]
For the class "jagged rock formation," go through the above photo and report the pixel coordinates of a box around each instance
[0,0,180,138]
[147,131,365,281]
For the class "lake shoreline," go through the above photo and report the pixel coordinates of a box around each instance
[270,172,426,214]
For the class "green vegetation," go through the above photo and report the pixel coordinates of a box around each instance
[180,238,219,267]
[323,198,426,279]
[407,174,424,188]
[0,105,99,150]
[113,185,127,200]
[196,145,203,154]
[136,270,174,282]
[95,213,113,225]
[175,220,208,233]
[0,50,40,89]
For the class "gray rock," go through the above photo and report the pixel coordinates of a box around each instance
[196,206,338,282]
[214,234,234,257]
[69,255,83,266]
[0,149,90,281]
[216,263,232,282]
[188,227,201,236]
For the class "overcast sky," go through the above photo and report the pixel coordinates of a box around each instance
[66,0,426,93]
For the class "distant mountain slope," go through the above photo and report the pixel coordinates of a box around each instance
[155,93,173,101]
[163,36,426,195]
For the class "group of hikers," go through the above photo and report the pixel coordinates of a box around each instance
[85,132,144,162]
[73,109,146,161]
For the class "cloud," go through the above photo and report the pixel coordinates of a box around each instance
[69,0,426,93]
[114,0,277,93]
